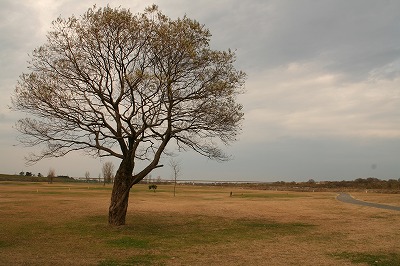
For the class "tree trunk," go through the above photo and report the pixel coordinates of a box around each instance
[108,159,134,226]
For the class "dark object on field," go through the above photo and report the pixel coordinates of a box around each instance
[149,184,157,192]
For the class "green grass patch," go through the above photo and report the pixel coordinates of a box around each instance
[233,192,305,199]
[37,191,64,195]
[369,215,388,219]
[0,240,12,248]
[333,252,400,265]
[99,255,169,266]
[61,215,113,238]
[90,186,113,191]
[241,220,314,231]
[107,237,149,249]
[0,181,34,186]
[5,190,71,196]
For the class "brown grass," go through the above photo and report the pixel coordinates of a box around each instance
[0,182,399,265]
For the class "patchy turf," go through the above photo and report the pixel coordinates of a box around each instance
[232,192,307,199]
[1,182,399,265]
[332,252,400,266]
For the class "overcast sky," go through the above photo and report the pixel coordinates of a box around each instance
[1,0,400,182]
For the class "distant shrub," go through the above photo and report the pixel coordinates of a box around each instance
[57,175,71,179]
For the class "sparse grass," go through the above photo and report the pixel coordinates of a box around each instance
[232,192,306,199]
[1,182,399,265]
[0,240,12,248]
[107,237,150,249]
[332,252,400,266]
[99,255,169,266]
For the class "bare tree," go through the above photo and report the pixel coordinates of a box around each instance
[11,6,245,226]
[85,171,90,182]
[47,168,56,184]
[169,159,181,197]
[102,161,115,184]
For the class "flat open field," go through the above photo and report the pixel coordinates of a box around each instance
[1,182,399,265]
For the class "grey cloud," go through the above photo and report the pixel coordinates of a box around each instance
[191,0,400,82]
[0,1,42,106]
[0,2,41,57]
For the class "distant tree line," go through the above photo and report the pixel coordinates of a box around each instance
[18,171,71,179]
[270,177,400,191]
[19,171,40,177]
[7,172,400,192]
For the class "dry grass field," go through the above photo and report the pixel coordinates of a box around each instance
[1,182,399,265]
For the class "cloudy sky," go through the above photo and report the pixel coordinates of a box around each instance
[1,0,400,182]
